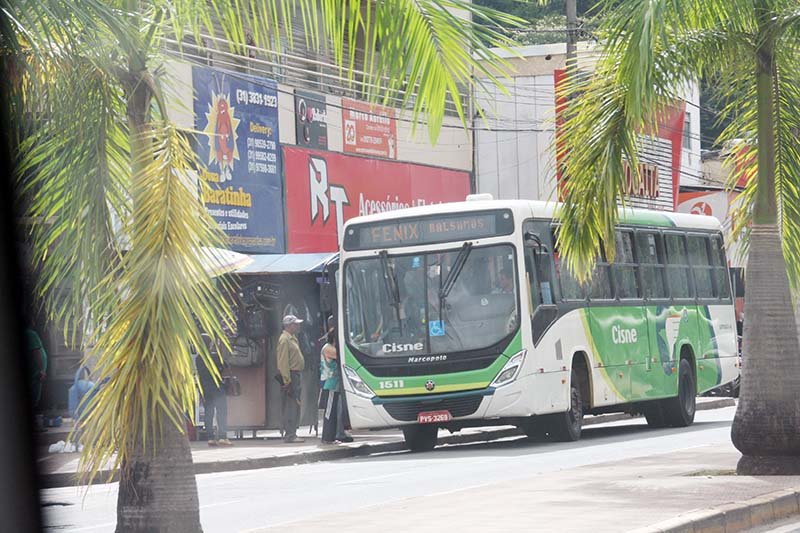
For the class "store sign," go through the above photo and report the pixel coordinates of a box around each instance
[283,147,471,252]
[342,98,398,159]
[623,161,660,199]
[295,90,328,150]
[193,66,285,253]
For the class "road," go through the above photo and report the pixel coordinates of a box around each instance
[42,406,775,532]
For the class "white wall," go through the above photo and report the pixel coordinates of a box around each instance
[474,74,557,202]
[162,59,194,130]
[474,44,703,207]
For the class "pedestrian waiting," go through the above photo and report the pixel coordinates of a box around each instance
[320,325,352,444]
[277,314,305,443]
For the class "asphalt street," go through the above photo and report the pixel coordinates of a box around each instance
[43,407,744,532]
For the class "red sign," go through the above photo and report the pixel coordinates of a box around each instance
[283,147,471,253]
[342,98,398,159]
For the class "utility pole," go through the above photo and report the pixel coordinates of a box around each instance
[566,0,578,75]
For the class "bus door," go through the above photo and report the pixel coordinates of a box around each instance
[522,221,558,346]
[605,230,650,402]
[637,230,682,400]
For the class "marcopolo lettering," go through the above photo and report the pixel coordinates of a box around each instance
[612,324,638,345]
[382,342,424,353]
[408,355,448,363]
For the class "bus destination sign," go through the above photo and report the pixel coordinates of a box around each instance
[344,210,513,250]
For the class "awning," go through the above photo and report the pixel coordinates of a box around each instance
[198,247,254,277]
[235,252,338,275]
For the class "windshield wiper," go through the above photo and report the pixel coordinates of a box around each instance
[438,242,473,319]
[379,250,402,335]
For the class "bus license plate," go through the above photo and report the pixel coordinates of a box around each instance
[417,410,452,424]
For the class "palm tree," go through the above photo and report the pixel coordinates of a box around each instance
[554,0,800,474]
[3,1,519,530]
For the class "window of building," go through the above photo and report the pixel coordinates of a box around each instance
[683,112,692,151]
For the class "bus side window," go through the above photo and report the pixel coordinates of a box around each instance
[665,233,693,299]
[709,235,732,300]
[551,229,585,301]
[614,230,640,299]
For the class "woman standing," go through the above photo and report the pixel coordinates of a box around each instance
[320,327,352,444]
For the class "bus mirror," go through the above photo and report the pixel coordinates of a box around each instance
[524,231,541,246]
[319,263,339,316]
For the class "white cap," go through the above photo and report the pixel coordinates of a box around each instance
[282,314,304,326]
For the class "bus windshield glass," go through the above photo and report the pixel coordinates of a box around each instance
[345,244,519,357]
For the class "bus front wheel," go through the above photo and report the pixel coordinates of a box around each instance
[403,425,438,452]
[548,369,584,442]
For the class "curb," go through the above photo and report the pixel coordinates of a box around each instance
[39,397,735,489]
[630,487,800,533]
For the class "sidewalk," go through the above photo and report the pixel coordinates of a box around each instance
[38,396,735,489]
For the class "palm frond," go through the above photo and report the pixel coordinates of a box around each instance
[162,0,522,142]
[556,0,755,280]
[78,122,233,484]
[723,38,800,290]
[16,48,130,347]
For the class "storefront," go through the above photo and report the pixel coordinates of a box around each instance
[187,65,472,435]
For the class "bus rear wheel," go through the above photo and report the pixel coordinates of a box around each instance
[661,358,696,427]
[548,369,584,442]
[643,402,668,428]
[402,424,438,452]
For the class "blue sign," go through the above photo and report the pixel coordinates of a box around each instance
[193,66,285,253]
[429,320,446,337]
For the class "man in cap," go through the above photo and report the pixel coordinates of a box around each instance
[277,314,306,443]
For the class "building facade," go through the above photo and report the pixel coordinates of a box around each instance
[473,42,702,210]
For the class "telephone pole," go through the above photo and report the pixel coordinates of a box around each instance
[566,0,578,74]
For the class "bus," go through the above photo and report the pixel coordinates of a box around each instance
[334,197,740,451]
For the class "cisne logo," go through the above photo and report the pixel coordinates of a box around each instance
[382,342,425,353]
[612,324,638,345]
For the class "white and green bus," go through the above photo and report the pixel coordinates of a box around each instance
[336,197,739,451]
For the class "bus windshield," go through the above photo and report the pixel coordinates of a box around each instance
[345,244,519,357]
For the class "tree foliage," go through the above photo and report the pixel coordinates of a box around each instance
[554,0,800,289]
[3,0,521,489]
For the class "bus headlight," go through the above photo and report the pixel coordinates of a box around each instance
[344,366,375,399]
[491,350,527,388]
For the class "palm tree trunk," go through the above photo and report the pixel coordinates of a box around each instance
[731,227,800,474]
[730,16,800,474]
[116,414,203,532]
